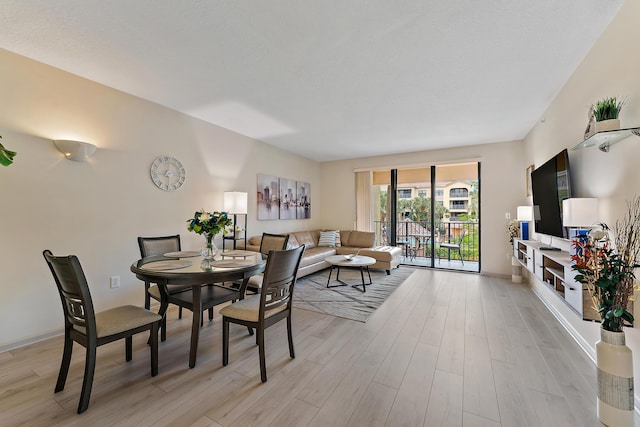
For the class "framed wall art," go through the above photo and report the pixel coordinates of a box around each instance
[279,177,297,220]
[526,164,534,197]
[296,181,311,219]
[257,174,279,220]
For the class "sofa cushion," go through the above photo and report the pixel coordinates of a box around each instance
[346,231,375,248]
[248,235,263,246]
[340,230,350,246]
[298,246,336,268]
[318,231,337,247]
[287,234,300,248]
[292,231,317,249]
[336,246,401,262]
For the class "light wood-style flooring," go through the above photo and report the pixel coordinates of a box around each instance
[0,269,611,426]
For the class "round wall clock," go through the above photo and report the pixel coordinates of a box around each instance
[150,156,186,191]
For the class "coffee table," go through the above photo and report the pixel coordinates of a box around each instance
[325,254,376,292]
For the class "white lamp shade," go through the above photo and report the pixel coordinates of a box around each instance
[517,206,534,221]
[562,198,598,227]
[224,191,248,214]
[53,140,96,161]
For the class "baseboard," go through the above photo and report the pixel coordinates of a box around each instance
[0,301,161,354]
[0,328,63,353]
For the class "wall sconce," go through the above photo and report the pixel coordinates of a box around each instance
[224,191,248,214]
[53,140,96,161]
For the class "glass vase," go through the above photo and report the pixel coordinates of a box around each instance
[200,233,218,270]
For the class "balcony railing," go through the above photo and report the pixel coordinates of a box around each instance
[373,219,479,262]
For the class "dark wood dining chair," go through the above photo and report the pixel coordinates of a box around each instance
[43,250,161,414]
[138,234,214,340]
[137,234,184,312]
[238,233,289,293]
[221,245,305,382]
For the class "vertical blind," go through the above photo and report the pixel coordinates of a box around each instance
[355,171,372,231]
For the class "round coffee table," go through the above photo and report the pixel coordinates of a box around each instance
[325,254,376,293]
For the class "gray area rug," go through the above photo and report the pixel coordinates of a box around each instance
[293,266,416,322]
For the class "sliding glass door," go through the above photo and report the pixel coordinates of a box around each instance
[371,163,480,272]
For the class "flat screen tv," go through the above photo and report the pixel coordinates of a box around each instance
[530,148,572,239]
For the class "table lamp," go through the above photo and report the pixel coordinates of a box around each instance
[516,205,538,240]
[562,198,598,254]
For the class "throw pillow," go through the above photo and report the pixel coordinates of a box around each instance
[318,231,337,247]
[334,231,341,247]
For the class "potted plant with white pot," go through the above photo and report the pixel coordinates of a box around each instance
[592,96,625,133]
[572,197,640,426]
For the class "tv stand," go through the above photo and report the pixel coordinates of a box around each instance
[513,239,598,321]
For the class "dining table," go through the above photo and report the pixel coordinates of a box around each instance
[130,249,265,368]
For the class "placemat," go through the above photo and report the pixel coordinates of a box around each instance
[143,260,193,270]
[210,259,256,268]
[220,250,255,257]
[163,250,201,258]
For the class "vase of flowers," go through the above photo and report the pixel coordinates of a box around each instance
[571,197,640,426]
[507,220,522,282]
[186,209,232,269]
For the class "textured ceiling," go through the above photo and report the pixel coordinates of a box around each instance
[0,1,623,161]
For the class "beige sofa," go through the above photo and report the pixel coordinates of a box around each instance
[243,230,402,278]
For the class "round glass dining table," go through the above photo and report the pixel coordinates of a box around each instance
[131,251,265,368]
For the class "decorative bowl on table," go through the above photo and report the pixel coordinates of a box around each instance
[343,254,357,260]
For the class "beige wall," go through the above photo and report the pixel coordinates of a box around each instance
[0,49,322,348]
[521,0,640,405]
[318,140,527,277]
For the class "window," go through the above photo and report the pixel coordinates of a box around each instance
[417,189,427,198]
[398,189,412,199]
[449,188,468,198]
[435,189,444,197]
[450,200,467,210]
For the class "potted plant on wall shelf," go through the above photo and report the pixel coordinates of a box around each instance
[592,96,625,133]
[571,197,640,426]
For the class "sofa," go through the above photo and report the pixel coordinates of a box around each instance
[243,230,402,278]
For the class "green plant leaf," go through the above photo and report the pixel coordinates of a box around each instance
[0,142,17,167]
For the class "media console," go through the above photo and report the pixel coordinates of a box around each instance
[514,239,598,321]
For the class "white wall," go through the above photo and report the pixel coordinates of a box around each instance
[0,49,322,348]
[319,140,526,277]
[521,0,640,406]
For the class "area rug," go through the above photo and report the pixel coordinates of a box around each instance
[293,266,416,322]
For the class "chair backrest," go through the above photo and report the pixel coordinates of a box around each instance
[457,229,467,245]
[43,250,96,336]
[259,233,290,258]
[259,246,305,319]
[137,235,181,258]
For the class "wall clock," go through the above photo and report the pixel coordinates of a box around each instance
[150,156,186,191]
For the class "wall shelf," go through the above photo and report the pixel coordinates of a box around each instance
[222,213,247,251]
[572,127,640,153]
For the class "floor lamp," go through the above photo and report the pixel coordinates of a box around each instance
[224,191,248,250]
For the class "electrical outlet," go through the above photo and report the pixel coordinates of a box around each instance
[109,276,120,288]
[505,212,511,219]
